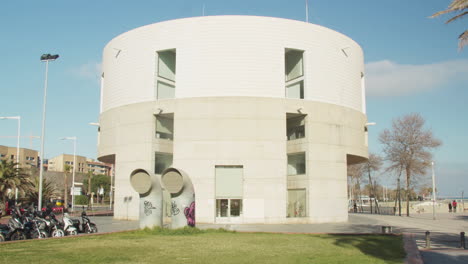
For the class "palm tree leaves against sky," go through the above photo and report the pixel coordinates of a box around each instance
[0,160,33,201]
[26,176,59,206]
[431,0,468,50]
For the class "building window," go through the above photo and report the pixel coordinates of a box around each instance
[216,199,243,217]
[215,166,243,218]
[285,49,304,81]
[155,113,174,140]
[287,114,306,140]
[157,81,175,99]
[286,81,304,99]
[158,49,176,81]
[285,49,304,99]
[287,189,307,217]
[155,152,173,174]
[156,49,176,99]
[287,153,306,175]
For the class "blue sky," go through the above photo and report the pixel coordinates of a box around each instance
[0,0,466,197]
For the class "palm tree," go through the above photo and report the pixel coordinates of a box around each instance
[26,176,59,207]
[0,160,33,203]
[431,0,468,49]
[64,164,71,208]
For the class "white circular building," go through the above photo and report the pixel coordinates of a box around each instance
[98,16,368,224]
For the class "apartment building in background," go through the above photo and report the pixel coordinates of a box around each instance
[0,145,39,168]
[48,154,112,176]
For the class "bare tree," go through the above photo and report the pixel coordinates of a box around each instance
[379,113,441,216]
[348,163,364,212]
[348,153,382,213]
[364,154,383,213]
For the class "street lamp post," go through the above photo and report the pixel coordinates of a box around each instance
[0,116,20,202]
[38,54,59,211]
[61,137,77,211]
[431,161,437,220]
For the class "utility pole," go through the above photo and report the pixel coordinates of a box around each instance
[462,191,465,212]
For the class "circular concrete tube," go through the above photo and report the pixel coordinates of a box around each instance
[161,170,184,195]
[130,170,152,194]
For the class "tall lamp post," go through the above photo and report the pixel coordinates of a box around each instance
[38,54,59,210]
[0,116,20,202]
[61,137,77,211]
[431,161,437,220]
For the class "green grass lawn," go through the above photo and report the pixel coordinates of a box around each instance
[0,228,405,264]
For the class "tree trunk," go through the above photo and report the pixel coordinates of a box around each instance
[374,179,380,214]
[64,173,68,209]
[406,167,411,217]
[397,178,401,216]
[87,173,92,209]
[357,179,363,212]
[368,167,373,214]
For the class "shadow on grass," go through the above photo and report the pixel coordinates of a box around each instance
[322,234,406,263]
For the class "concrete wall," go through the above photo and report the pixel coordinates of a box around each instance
[99,97,367,223]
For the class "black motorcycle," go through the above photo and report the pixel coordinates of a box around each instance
[0,223,9,241]
[5,208,27,241]
[73,211,98,234]
[40,211,65,237]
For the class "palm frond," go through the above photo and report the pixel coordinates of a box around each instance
[459,30,468,50]
[431,0,468,49]
[446,11,468,23]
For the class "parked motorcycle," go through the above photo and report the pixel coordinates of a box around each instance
[44,212,65,237]
[61,213,78,236]
[5,208,27,241]
[22,211,48,239]
[73,211,98,234]
[0,224,8,241]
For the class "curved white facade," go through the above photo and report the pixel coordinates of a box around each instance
[98,16,368,224]
[101,16,364,113]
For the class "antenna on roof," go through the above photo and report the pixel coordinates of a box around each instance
[203,4,206,16]
[305,0,309,23]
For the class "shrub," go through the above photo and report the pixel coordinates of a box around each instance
[75,195,89,205]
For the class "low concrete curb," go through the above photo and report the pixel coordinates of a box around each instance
[404,233,424,264]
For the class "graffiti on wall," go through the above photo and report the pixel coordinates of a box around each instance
[144,201,156,216]
[184,202,195,227]
[171,201,180,216]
